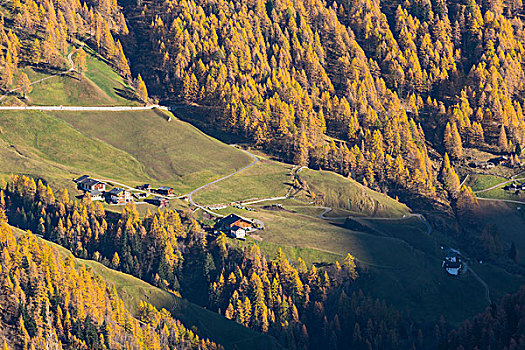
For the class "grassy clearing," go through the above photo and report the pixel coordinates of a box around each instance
[83,46,137,105]
[473,262,524,302]
[364,217,437,254]
[25,73,119,106]
[476,200,525,260]
[234,237,343,266]
[477,188,525,201]
[0,111,145,184]
[466,175,525,258]
[299,169,410,218]
[0,134,78,191]
[20,46,136,106]
[284,205,328,218]
[467,174,510,192]
[194,158,291,205]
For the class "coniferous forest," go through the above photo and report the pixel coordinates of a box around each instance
[0,0,524,348]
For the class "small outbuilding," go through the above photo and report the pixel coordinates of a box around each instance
[108,187,133,204]
[148,196,170,208]
[157,186,174,196]
[137,184,152,191]
[89,190,104,201]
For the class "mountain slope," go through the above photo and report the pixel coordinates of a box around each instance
[19,228,283,350]
[0,221,219,350]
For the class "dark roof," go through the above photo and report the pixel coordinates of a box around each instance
[109,187,126,195]
[218,214,250,227]
[74,175,89,183]
[443,260,461,269]
[80,178,104,188]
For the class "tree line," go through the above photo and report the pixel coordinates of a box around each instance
[2,175,523,349]
[0,206,219,349]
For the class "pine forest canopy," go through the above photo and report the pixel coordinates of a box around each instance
[120,0,525,207]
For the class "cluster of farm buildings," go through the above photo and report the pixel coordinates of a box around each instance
[503,182,525,194]
[469,155,523,169]
[73,175,173,207]
[74,176,265,241]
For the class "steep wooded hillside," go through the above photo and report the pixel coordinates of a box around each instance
[120,0,525,213]
[443,286,525,349]
[0,174,444,349]
[0,212,219,350]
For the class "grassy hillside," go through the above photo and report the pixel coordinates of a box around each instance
[0,43,251,194]
[52,110,252,192]
[19,46,137,107]
[208,202,523,323]
[0,110,144,182]
[299,169,410,218]
[194,156,291,204]
[464,174,525,259]
[81,259,282,349]
[0,108,252,194]
[475,200,525,261]
[0,40,252,191]
[192,152,411,220]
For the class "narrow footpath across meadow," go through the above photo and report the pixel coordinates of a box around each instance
[0,48,77,102]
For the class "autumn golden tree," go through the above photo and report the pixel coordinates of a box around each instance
[74,47,88,78]
[136,74,148,103]
[17,72,31,98]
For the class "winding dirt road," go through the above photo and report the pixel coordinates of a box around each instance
[0,105,167,111]
[474,177,525,194]
[466,262,492,304]
[179,147,259,216]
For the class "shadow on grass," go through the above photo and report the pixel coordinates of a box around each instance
[170,105,248,145]
[114,86,137,101]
